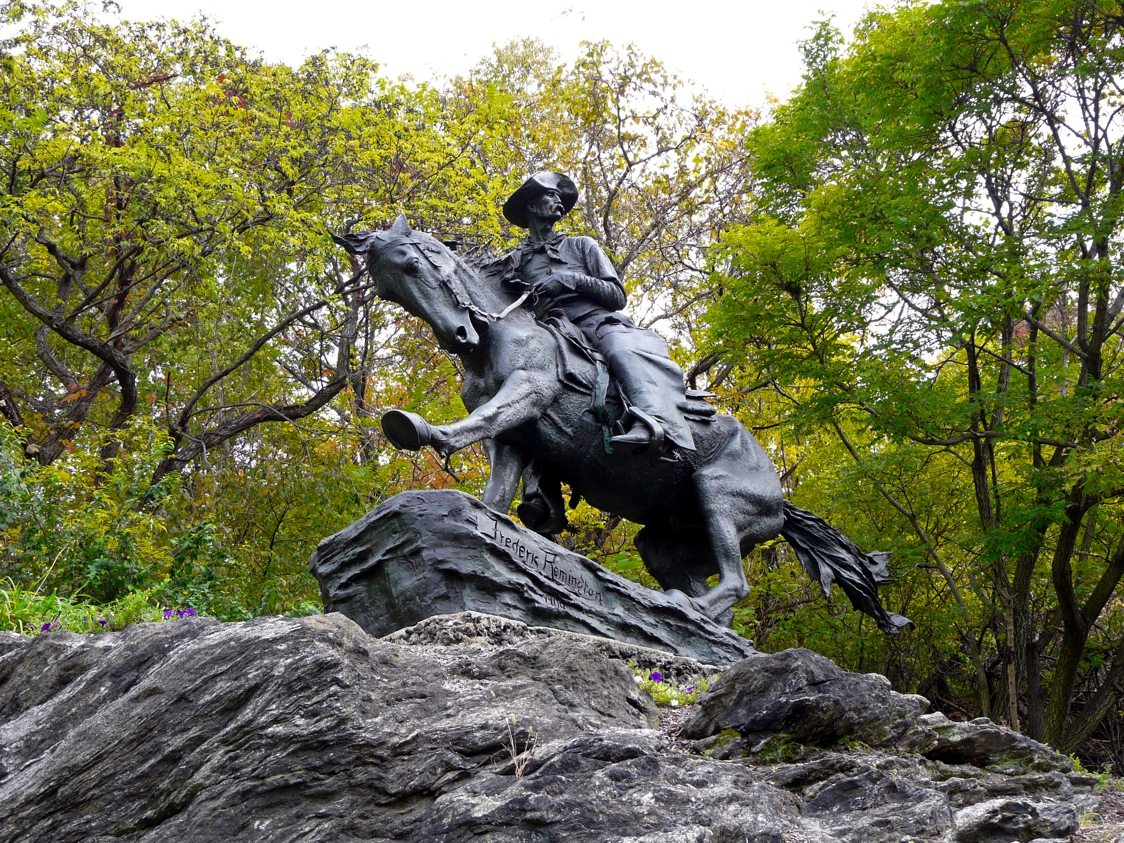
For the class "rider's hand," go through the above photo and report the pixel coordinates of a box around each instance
[531,274,566,298]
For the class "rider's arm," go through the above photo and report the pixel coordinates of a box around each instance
[554,271,626,311]
[551,236,627,311]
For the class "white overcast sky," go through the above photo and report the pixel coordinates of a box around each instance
[112,0,877,108]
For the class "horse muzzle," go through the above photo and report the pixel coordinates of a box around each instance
[453,323,479,350]
[454,325,476,348]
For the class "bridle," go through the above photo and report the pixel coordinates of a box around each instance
[439,279,530,324]
[374,234,530,324]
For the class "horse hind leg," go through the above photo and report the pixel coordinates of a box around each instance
[634,526,736,627]
[686,427,785,621]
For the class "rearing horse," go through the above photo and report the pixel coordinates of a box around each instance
[335,216,911,632]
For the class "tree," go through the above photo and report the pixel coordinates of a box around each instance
[0,0,527,611]
[706,0,1124,752]
[0,4,765,617]
[0,0,509,484]
[455,40,756,341]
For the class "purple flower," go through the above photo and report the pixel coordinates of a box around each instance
[683,685,696,694]
[176,608,197,619]
[40,621,60,632]
[163,609,174,620]
[649,671,663,683]
[97,619,109,627]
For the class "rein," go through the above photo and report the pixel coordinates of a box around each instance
[464,289,530,323]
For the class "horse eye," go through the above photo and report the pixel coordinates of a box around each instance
[404,256,421,275]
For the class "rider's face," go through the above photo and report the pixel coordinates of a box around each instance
[526,188,565,223]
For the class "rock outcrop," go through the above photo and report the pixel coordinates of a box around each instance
[309,489,757,665]
[681,646,930,750]
[0,612,1113,843]
[683,647,1092,843]
[383,610,719,685]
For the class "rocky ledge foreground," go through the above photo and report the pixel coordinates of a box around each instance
[0,611,1117,843]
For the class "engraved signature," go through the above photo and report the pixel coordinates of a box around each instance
[475,514,604,605]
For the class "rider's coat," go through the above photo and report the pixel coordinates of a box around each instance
[495,231,696,452]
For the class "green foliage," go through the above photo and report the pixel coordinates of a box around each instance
[753,734,803,764]
[0,0,517,624]
[0,2,754,635]
[0,418,180,602]
[0,576,202,634]
[1070,754,1114,788]
[10,0,1124,768]
[704,0,1124,754]
[455,39,756,335]
[625,661,713,707]
[696,728,743,758]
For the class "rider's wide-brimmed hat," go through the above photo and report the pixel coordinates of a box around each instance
[502,171,578,228]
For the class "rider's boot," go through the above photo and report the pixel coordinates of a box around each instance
[611,408,665,454]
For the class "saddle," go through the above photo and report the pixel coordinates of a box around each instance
[537,313,716,454]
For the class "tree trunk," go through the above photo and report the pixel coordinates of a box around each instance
[1042,507,1088,747]
[1025,632,1044,740]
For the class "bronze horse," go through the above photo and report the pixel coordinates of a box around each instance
[335,216,911,632]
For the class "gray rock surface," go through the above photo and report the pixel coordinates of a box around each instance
[384,610,720,686]
[753,746,1096,843]
[0,612,1112,843]
[0,614,665,841]
[801,760,954,843]
[0,613,802,843]
[309,489,757,665]
[901,712,1072,774]
[682,648,1071,773]
[951,797,1079,843]
[674,644,1098,843]
[681,646,930,749]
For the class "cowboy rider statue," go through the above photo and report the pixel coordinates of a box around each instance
[495,171,696,455]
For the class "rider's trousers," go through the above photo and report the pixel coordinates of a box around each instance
[573,311,696,452]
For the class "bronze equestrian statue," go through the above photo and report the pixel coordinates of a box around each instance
[333,173,911,633]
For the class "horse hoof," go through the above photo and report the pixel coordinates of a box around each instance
[663,589,697,613]
[517,498,551,529]
[382,410,431,451]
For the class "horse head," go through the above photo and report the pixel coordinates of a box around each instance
[333,214,481,353]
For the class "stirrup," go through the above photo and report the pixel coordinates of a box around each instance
[611,408,665,454]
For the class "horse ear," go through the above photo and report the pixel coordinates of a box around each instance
[332,232,371,255]
[390,213,411,236]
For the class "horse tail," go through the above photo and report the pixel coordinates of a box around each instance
[779,501,913,635]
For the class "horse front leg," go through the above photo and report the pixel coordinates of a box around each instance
[382,370,558,457]
[431,370,557,455]
[481,439,528,514]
